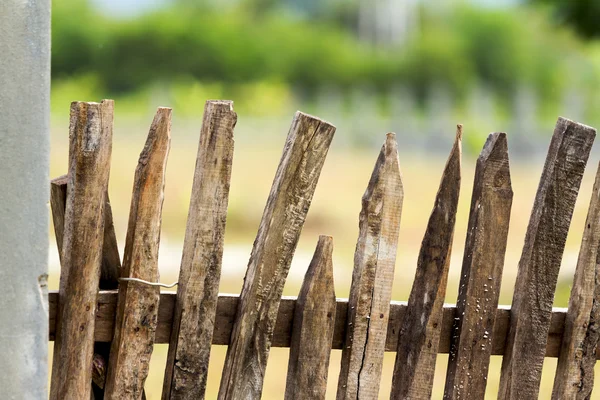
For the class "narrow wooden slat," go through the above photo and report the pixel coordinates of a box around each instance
[50,174,121,289]
[50,175,68,263]
[337,133,403,400]
[498,117,596,399]
[103,107,171,398]
[162,100,236,400]
[218,112,336,400]
[285,235,336,400]
[443,132,513,399]
[50,175,123,398]
[50,100,114,400]
[48,291,596,357]
[390,127,462,399]
[552,161,600,399]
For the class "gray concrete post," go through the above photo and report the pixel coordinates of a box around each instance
[0,0,50,398]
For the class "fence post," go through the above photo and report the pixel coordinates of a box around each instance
[498,117,596,399]
[390,127,461,399]
[218,112,335,400]
[337,133,403,400]
[0,0,50,398]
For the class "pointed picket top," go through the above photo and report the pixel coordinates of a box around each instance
[104,107,172,399]
[443,132,512,400]
[391,125,462,400]
[552,160,600,399]
[285,235,336,400]
[337,132,403,400]
[499,117,596,399]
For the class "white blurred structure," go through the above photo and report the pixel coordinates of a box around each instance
[358,0,420,46]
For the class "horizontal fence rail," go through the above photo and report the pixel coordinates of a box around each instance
[47,291,600,359]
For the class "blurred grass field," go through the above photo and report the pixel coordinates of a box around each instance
[48,111,600,398]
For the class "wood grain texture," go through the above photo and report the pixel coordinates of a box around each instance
[390,127,461,400]
[104,107,171,399]
[162,100,236,400]
[50,174,123,399]
[337,133,403,400]
[50,174,121,290]
[50,100,114,400]
[50,175,68,263]
[498,117,596,400]
[443,132,513,400]
[285,235,336,400]
[552,160,600,399]
[48,291,596,358]
[218,112,336,400]
[577,265,600,399]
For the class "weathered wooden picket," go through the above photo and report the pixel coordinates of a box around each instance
[48,99,600,399]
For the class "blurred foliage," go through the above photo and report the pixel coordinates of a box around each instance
[532,0,600,38]
[52,0,598,121]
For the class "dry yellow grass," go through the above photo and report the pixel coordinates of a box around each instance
[48,114,599,398]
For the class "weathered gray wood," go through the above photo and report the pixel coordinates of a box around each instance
[218,112,336,400]
[337,133,403,400]
[50,175,123,399]
[552,160,600,399]
[50,100,114,400]
[443,132,513,400]
[390,126,461,400]
[498,117,596,400]
[162,100,236,400]
[285,235,336,400]
[48,291,596,358]
[104,107,171,399]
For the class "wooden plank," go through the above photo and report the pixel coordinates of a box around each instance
[337,133,403,400]
[48,291,596,357]
[443,132,513,399]
[103,107,171,398]
[285,235,337,400]
[51,176,121,290]
[390,126,462,400]
[50,175,68,263]
[50,175,123,399]
[162,100,236,400]
[218,112,336,400]
[552,160,600,399]
[50,100,114,400]
[498,117,596,399]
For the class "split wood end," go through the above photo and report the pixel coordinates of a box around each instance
[295,111,336,130]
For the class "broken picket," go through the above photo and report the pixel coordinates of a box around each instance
[162,101,237,400]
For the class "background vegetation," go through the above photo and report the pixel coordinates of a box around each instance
[52,0,600,125]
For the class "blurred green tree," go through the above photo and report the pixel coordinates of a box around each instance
[533,0,600,38]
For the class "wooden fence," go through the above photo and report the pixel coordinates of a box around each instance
[47,99,600,399]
